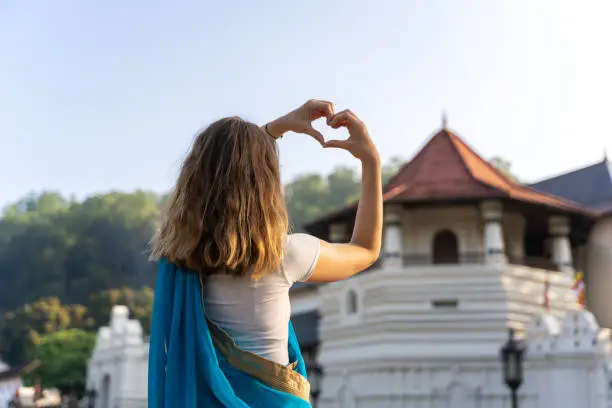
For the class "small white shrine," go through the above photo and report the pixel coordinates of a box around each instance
[86,306,148,408]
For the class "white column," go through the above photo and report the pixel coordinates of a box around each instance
[480,200,507,264]
[383,205,403,267]
[548,215,574,274]
[329,223,349,243]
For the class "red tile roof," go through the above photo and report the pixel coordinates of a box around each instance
[384,128,592,213]
[305,127,597,230]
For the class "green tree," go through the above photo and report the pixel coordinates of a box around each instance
[326,166,360,208]
[1,192,69,223]
[0,223,72,308]
[382,156,405,184]
[0,191,160,310]
[285,158,405,230]
[87,287,154,334]
[0,288,152,366]
[62,191,160,301]
[490,156,520,183]
[26,329,96,391]
[0,298,93,365]
[285,174,332,231]
[131,287,154,334]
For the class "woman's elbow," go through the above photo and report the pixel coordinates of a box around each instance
[364,247,381,268]
[352,242,381,269]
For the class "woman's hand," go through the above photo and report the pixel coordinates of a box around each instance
[265,99,335,145]
[324,110,379,164]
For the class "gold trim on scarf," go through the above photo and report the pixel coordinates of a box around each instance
[199,273,311,403]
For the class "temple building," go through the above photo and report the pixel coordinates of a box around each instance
[290,124,612,406]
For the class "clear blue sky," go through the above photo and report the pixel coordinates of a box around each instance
[1,1,611,206]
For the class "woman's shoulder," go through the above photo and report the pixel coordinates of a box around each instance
[285,232,319,247]
[282,233,321,284]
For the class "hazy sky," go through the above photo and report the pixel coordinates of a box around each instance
[1,1,611,206]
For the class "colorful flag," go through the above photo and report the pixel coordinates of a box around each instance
[572,272,585,308]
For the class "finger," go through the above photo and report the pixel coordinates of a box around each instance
[328,110,351,128]
[330,120,349,129]
[341,109,359,123]
[304,126,325,146]
[318,100,335,117]
[323,139,349,149]
[329,109,361,129]
[308,100,335,120]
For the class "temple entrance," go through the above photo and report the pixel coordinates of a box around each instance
[432,229,459,264]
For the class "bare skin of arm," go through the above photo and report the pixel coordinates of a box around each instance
[266,101,382,283]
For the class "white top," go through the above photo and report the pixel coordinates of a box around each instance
[203,233,321,366]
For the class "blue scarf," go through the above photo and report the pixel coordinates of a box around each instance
[148,259,312,407]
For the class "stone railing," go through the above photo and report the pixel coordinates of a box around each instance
[369,252,561,271]
[507,254,560,272]
[402,251,485,265]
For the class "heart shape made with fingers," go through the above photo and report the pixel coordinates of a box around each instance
[276,100,370,159]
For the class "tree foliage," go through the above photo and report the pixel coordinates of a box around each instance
[0,297,93,366]
[285,157,404,230]
[0,292,153,367]
[0,191,160,311]
[490,156,520,183]
[87,287,154,335]
[26,329,96,391]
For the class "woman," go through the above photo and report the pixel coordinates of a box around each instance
[148,99,382,407]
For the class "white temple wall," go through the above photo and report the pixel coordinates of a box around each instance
[402,205,483,256]
[316,265,611,408]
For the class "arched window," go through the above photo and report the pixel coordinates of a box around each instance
[346,290,358,314]
[432,229,459,264]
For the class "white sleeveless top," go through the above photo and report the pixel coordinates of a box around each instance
[203,233,320,366]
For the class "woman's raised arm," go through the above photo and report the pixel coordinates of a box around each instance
[307,110,383,283]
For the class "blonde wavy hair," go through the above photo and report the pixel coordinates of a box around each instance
[150,117,288,278]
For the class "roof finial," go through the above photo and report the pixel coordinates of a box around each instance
[442,111,448,129]
[604,147,608,162]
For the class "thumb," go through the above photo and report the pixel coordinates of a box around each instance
[323,139,349,149]
[304,126,325,146]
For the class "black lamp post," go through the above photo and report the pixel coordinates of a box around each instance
[307,364,323,407]
[500,328,526,408]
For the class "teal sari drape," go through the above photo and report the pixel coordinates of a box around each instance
[148,258,312,408]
